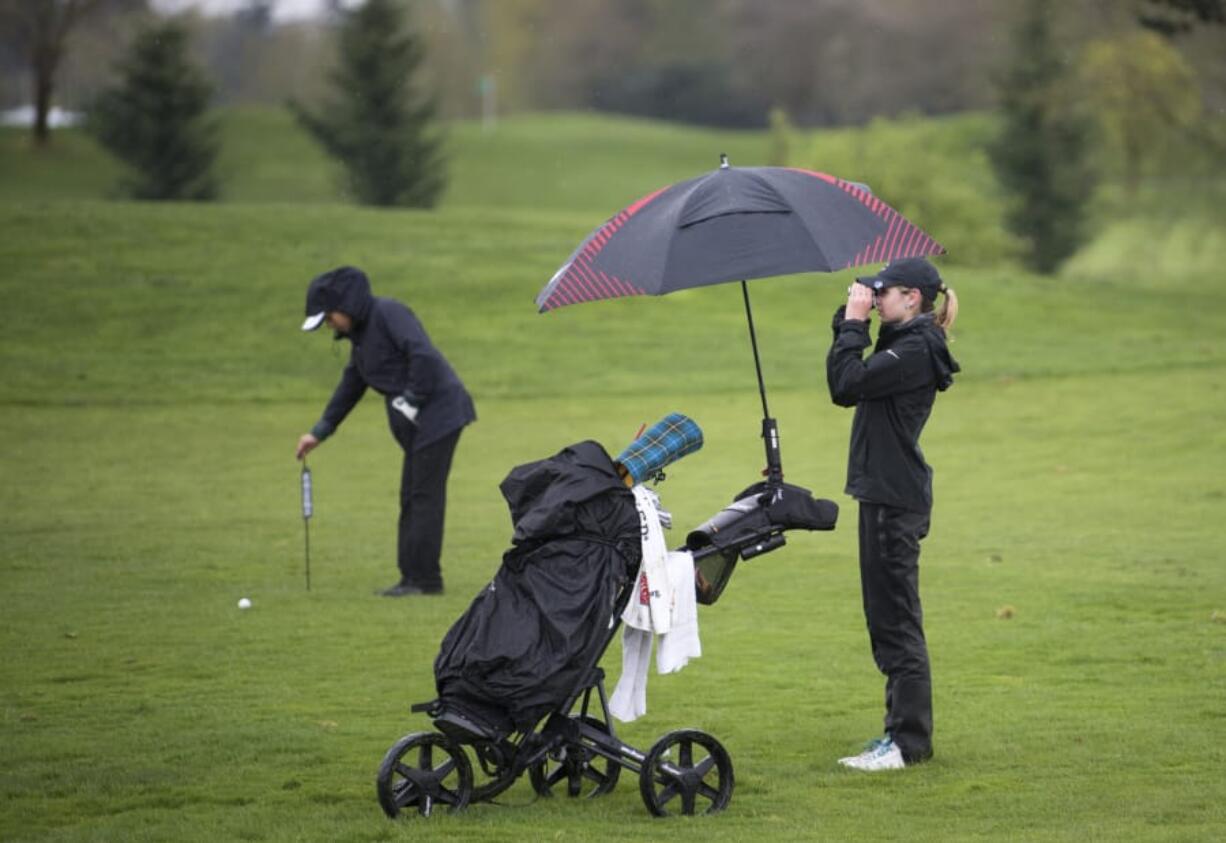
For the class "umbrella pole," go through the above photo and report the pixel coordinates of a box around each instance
[741,282,784,486]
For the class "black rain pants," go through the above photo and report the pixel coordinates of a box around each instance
[389,406,461,591]
[857,501,933,763]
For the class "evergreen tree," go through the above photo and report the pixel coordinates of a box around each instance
[1138,0,1225,35]
[87,19,219,201]
[988,0,1097,274]
[289,0,446,208]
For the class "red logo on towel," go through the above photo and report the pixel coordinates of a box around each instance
[637,572,650,605]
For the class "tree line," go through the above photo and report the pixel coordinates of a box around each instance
[1,0,1222,274]
[8,0,1225,130]
[72,0,443,207]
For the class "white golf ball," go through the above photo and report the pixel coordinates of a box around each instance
[238,597,252,610]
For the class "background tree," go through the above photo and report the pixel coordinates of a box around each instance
[289,0,445,208]
[203,0,273,105]
[1138,0,1225,34]
[1079,30,1202,196]
[988,0,1098,274]
[584,0,765,127]
[87,18,219,200]
[722,0,997,127]
[1131,0,1226,118]
[0,0,107,146]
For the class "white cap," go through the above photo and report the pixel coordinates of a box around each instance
[301,312,326,331]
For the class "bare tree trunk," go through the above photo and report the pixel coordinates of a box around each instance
[32,39,58,146]
[21,0,89,148]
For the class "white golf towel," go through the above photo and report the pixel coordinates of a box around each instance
[620,485,673,634]
[609,540,702,723]
[657,549,701,674]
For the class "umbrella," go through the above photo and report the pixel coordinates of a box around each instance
[536,155,944,483]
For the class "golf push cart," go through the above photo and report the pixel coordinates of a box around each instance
[375,414,838,818]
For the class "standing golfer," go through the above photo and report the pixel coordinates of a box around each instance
[826,257,959,770]
[295,266,475,597]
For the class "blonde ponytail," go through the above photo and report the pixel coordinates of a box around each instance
[936,285,958,335]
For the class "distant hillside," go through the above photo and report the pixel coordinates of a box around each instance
[0,107,770,213]
[3,107,1222,279]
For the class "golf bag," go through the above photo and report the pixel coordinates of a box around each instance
[432,440,640,736]
[379,415,841,819]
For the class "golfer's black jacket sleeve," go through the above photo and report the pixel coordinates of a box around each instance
[313,361,367,439]
[827,320,932,407]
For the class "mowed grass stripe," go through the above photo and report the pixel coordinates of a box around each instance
[2,110,1225,838]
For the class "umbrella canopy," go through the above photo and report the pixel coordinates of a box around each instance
[537,161,944,312]
[535,158,946,487]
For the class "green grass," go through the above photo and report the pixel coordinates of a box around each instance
[2,109,1225,840]
[2,195,1224,842]
[0,125,123,201]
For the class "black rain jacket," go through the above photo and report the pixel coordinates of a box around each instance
[433,441,640,732]
[309,269,475,451]
[826,309,959,514]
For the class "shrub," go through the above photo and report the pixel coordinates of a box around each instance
[808,113,1021,267]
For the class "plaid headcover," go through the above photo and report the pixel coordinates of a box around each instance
[616,413,703,484]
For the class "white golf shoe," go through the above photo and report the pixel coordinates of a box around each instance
[837,737,906,771]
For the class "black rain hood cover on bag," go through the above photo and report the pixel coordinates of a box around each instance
[500,439,628,544]
[432,441,641,733]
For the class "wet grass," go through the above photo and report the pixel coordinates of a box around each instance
[1,193,1224,841]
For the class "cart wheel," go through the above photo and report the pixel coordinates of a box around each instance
[638,729,734,817]
[467,739,520,803]
[376,731,473,818]
[529,715,621,799]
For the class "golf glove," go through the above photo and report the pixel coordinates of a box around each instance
[391,394,420,424]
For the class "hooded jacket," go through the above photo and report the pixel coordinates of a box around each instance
[307,267,475,451]
[826,309,959,514]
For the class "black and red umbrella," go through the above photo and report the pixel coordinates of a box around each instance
[536,156,944,483]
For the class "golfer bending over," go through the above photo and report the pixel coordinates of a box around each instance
[826,257,959,770]
[295,266,476,597]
